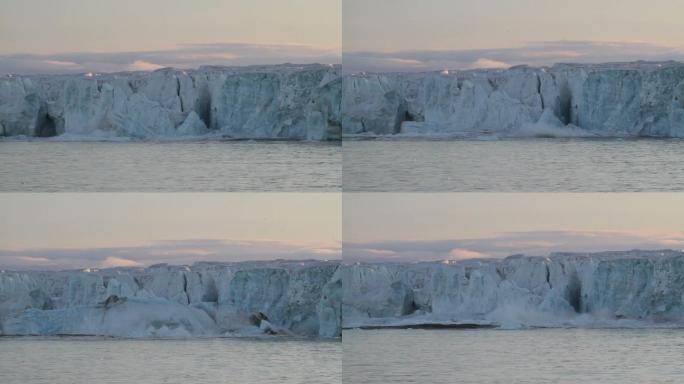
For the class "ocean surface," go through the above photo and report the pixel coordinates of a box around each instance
[0,337,341,384]
[343,139,684,192]
[0,141,341,191]
[343,328,684,383]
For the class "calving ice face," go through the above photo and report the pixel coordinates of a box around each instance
[343,250,684,330]
[341,192,684,383]
[0,193,343,344]
[0,261,342,338]
[0,0,348,383]
[0,64,341,140]
[4,0,684,383]
[342,62,684,138]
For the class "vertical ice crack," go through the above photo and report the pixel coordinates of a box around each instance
[545,263,551,289]
[182,272,190,304]
[176,76,184,112]
[537,74,545,110]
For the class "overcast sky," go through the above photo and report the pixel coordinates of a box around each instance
[0,194,341,270]
[343,0,684,72]
[0,0,341,74]
[344,194,684,262]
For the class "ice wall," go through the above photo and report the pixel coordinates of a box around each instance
[342,62,684,138]
[0,260,341,338]
[343,250,684,328]
[0,64,341,140]
[7,61,683,139]
[5,250,682,336]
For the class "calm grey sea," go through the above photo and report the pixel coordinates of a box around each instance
[343,139,684,192]
[344,328,684,384]
[0,141,341,191]
[0,337,341,384]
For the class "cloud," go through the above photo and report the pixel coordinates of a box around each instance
[472,58,510,69]
[0,42,341,75]
[362,248,397,256]
[311,248,343,256]
[43,60,80,68]
[448,248,485,259]
[344,40,684,73]
[3,232,683,268]
[344,230,684,262]
[6,40,679,74]
[127,60,164,71]
[0,238,341,271]
[17,256,52,264]
[101,257,142,268]
[385,58,426,67]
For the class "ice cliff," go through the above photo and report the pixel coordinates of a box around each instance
[0,64,341,140]
[0,260,341,338]
[6,250,683,337]
[342,61,684,138]
[343,250,684,329]
[7,61,684,140]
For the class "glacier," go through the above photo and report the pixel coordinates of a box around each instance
[5,250,684,337]
[342,61,684,138]
[0,260,341,338]
[343,250,684,329]
[0,64,341,140]
[7,61,684,140]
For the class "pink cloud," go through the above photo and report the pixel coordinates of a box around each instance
[127,60,164,71]
[472,58,511,69]
[43,60,81,68]
[448,248,485,259]
[311,248,342,256]
[18,256,52,263]
[362,248,397,256]
[101,257,142,268]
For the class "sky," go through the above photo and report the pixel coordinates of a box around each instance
[344,194,684,262]
[3,193,683,268]
[0,0,341,74]
[4,1,683,74]
[343,0,684,72]
[0,194,341,270]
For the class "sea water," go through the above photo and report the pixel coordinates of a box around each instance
[343,139,684,192]
[343,328,684,383]
[0,337,341,384]
[0,141,341,192]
